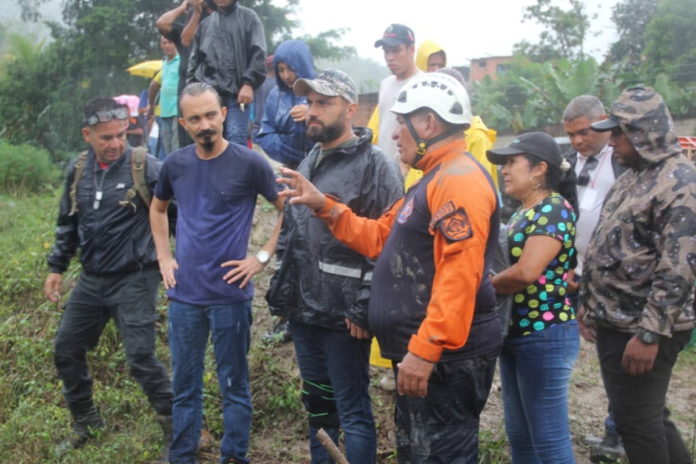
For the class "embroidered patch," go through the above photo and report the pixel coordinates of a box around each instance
[397,198,415,224]
[429,200,456,230]
[437,208,473,242]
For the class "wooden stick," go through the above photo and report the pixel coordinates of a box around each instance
[316,428,349,464]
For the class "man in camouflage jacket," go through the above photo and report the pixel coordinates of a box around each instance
[580,86,695,464]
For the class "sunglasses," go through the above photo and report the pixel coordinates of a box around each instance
[84,108,129,126]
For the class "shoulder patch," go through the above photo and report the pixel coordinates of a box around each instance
[431,201,473,242]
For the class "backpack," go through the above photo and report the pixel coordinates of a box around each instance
[68,146,152,216]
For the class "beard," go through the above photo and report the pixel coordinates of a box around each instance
[306,116,345,144]
[196,129,217,152]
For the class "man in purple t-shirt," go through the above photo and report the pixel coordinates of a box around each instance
[149,82,283,464]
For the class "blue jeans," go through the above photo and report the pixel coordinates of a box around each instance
[224,103,249,147]
[160,116,179,155]
[289,320,376,464]
[500,321,579,464]
[168,299,253,464]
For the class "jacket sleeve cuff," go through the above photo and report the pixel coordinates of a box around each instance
[407,334,443,363]
[48,265,65,274]
[314,195,339,217]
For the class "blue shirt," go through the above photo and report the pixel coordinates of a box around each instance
[155,143,278,305]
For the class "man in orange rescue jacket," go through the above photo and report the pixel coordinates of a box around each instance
[278,72,503,463]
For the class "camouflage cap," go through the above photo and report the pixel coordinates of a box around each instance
[293,68,358,104]
[591,86,681,160]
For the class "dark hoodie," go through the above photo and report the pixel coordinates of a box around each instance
[582,87,696,336]
[256,40,315,166]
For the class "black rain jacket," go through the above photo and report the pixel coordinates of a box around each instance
[47,149,161,275]
[186,2,266,98]
[266,128,404,330]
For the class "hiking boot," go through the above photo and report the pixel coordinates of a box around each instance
[590,432,626,463]
[55,406,104,455]
[155,414,173,445]
[262,319,292,345]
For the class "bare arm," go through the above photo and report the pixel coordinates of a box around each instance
[155,1,187,36]
[491,235,562,294]
[150,196,178,289]
[181,0,203,47]
[220,196,284,288]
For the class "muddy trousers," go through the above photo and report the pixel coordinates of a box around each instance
[597,327,693,464]
[53,268,172,417]
[394,352,498,464]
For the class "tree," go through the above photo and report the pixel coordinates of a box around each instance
[513,0,593,62]
[607,0,657,72]
[643,0,696,84]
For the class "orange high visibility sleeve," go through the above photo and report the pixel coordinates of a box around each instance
[315,196,403,260]
[407,157,496,362]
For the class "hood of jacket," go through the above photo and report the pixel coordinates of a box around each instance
[416,40,445,71]
[610,86,682,165]
[272,40,315,92]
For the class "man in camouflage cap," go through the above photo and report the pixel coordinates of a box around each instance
[580,85,696,464]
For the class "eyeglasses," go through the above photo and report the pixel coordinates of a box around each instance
[84,108,129,126]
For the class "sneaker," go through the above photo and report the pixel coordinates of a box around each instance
[590,432,626,463]
[262,319,292,344]
[378,374,396,392]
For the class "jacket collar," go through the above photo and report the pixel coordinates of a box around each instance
[415,138,467,174]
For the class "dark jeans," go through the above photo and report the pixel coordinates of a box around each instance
[289,320,376,464]
[53,268,172,416]
[597,326,693,464]
[168,299,253,464]
[394,352,499,464]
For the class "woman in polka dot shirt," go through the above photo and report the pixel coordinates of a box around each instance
[487,132,579,463]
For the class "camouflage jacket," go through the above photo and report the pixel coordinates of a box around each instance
[582,90,696,336]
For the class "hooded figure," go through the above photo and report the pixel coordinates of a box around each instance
[256,39,315,166]
[581,85,696,464]
[415,40,447,72]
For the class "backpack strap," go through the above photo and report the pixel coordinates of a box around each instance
[68,151,89,216]
[128,146,152,208]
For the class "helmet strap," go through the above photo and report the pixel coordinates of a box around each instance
[404,114,462,167]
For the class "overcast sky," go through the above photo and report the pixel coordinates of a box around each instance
[295,0,620,66]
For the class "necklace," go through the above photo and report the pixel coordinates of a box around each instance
[93,164,108,210]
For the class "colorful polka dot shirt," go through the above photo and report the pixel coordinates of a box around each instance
[507,193,577,338]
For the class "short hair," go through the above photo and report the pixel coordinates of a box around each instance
[83,96,124,125]
[179,82,223,111]
[437,67,465,86]
[562,95,606,123]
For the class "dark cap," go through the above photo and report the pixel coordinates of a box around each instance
[374,24,415,48]
[486,132,562,168]
[590,116,620,132]
[293,68,358,103]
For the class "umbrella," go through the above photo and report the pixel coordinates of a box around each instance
[126,60,163,79]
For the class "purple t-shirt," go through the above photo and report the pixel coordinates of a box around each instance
[155,143,278,305]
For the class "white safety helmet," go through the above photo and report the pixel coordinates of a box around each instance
[390,73,472,127]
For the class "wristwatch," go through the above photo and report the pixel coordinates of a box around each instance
[256,250,271,265]
[635,328,661,345]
